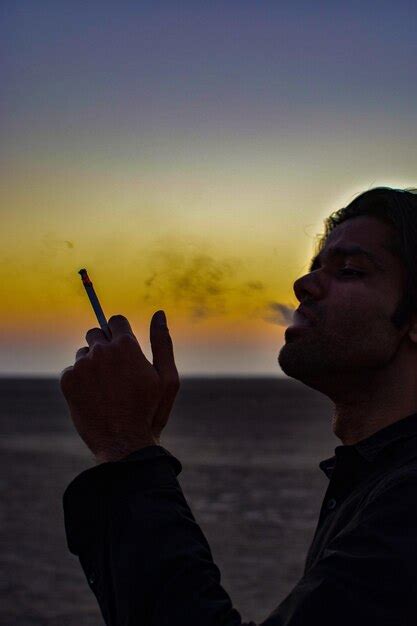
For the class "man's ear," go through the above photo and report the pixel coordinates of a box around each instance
[408,312,417,343]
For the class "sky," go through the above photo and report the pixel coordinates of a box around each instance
[1,0,417,375]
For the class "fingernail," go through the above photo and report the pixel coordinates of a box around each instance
[155,310,167,326]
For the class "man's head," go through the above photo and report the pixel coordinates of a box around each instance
[278,187,417,396]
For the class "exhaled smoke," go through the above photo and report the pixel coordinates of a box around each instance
[263,302,296,326]
[142,249,240,320]
[42,233,75,252]
[141,243,296,324]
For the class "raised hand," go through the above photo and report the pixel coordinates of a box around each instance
[60,311,180,463]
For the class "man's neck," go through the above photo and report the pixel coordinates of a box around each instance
[331,365,417,446]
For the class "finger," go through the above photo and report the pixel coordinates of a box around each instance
[150,310,180,429]
[60,365,74,378]
[75,346,89,361]
[108,314,136,340]
[86,327,108,347]
[59,365,74,394]
[150,310,175,374]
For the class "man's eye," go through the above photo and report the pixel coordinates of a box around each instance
[338,268,365,277]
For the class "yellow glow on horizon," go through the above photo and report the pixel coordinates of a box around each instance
[3,134,416,373]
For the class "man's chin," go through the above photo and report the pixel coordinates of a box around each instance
[277,342,327,388]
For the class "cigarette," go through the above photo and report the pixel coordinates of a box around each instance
[78,268,111,339]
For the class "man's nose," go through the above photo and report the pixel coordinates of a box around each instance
[293,270,324,303]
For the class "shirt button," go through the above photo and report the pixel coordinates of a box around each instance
[327,498,337,510]
[88,573,96,585]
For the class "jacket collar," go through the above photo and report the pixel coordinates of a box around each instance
[319,411,417,479]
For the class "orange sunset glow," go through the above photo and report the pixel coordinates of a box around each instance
[2,3,417,374]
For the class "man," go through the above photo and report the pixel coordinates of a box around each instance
[61,186,417,625]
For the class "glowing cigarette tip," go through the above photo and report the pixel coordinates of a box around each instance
[78,268,92,285]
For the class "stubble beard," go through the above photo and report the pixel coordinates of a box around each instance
[277,329,342,386]
[277,318,398,391]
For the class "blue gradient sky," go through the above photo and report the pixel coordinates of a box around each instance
[1,1,416,375]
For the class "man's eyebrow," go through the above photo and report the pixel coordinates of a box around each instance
[309,245,385,272]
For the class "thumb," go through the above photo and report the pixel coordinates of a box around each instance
[150,310,180,433]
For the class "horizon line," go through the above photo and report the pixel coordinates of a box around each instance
[0,372,287,380]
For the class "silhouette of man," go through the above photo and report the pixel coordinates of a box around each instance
[61,187,417,625]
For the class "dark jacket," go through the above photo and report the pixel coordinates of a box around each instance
[63,412,417,625]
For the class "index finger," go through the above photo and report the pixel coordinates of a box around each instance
[108,314,136,339]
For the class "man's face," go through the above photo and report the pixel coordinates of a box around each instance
[278,215,409,392]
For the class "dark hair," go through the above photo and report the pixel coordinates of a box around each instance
[314,187,417,329]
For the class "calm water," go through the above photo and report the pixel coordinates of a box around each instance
[0,377,335,625]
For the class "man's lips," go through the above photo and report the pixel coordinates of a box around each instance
[290,306,318,327]
[291,310,313,328]
[296,306,318,324]
[284,306,318,339]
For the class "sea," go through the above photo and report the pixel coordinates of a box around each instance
[0,376,336,625]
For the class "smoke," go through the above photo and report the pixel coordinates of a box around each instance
[263,302,296,326]
[41,233,75,254]
[142,250,239,319]
[141,243,295,325]
[245,280,264,291]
